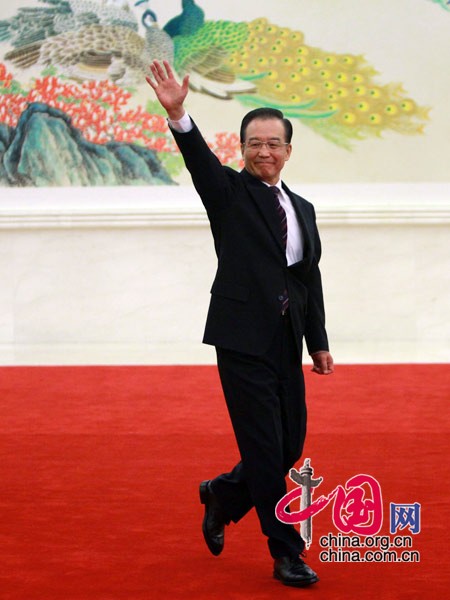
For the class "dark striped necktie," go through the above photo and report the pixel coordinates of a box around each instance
[270,186,289,314]
[270,186,288,249]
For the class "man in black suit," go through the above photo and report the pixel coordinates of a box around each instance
[147,60,334,588]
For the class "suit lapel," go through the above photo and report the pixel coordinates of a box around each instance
[241,169,286,254]
[240,170,314,264]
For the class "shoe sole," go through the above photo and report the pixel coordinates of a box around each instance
[273,572,319,587]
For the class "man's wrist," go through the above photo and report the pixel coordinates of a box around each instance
[167,107,183,118]
[168,111,193,133]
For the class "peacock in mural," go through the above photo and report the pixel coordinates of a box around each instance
[0,0,139,47]
[2,0,173,84]
[1,0,429,148]
[156,0,429,147]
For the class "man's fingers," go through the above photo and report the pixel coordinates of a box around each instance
[145,75,156,89]
[162,60,174,78]
[148,60,186,91]
[310,351,334,375]
[149,60,179,86]
[150,63,161,82]
[182,74,190,92]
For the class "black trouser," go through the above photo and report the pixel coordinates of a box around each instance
[212,313,306,559]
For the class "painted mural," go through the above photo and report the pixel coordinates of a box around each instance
[428,0,450,11]
[0,0,445,186]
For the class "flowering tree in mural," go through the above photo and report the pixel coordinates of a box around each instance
[0,62,243,185]
[0,65,174,149]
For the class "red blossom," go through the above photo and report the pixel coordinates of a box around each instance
[0,64,13,88]
[208,131,243,167]
[0,63,242,168]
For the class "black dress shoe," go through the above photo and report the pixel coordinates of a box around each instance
[199,480,226,556]
[273,556,319,587]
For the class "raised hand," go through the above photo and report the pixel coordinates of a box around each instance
[146,60,189,121]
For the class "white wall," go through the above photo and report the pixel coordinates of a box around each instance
[0,183,448,365]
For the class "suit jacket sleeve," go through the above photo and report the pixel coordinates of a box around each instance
[303,207,329,355]
[170,121,235,216]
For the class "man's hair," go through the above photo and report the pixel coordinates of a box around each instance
[240,108,293,144]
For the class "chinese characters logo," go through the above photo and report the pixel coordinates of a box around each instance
[276,459,421,548]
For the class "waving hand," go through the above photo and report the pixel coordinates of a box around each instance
[146,60,190,121]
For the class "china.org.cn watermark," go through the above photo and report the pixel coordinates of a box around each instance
[319,532,419,563]
[275,459,421,563]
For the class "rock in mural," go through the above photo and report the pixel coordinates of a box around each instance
[0,102,174,187]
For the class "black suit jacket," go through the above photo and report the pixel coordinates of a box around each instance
[171,122,329,357]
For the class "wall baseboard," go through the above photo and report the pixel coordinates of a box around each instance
[1,183,448,228]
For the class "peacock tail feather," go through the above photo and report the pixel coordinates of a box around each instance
[173,20,249,74]
[223,18,428,146]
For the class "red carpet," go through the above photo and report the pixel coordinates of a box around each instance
[0,364,448,599]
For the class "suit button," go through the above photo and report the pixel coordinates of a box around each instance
[278,295,284,301]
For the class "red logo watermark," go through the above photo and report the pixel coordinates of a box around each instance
[276,459,420,553]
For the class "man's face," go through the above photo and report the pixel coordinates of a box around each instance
[241,118,292,185]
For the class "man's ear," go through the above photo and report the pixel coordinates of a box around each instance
[285,144,292,161]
